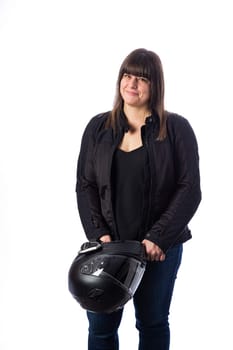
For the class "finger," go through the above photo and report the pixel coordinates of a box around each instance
[146,254,155,262]
[150,253,166,262]
[148,254,159,262]
[160,254,166,261]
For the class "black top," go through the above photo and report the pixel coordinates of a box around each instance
[76,111,201,252]
[112,146,147,240]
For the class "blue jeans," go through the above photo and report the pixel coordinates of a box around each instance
[87,244,183,350]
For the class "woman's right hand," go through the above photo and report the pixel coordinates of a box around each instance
[99,234,112,243]
[142,239,166,261]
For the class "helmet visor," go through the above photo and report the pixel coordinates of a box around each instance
[80,254,145,295]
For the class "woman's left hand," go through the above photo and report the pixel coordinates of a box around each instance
[142,239,166,262]
[99,234,112,243]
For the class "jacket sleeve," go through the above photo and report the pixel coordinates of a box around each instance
[145,115,202,252]
[76,117,110,241]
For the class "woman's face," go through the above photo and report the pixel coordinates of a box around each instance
[120,73,151,109]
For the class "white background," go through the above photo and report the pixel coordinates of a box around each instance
[0,0,232,349]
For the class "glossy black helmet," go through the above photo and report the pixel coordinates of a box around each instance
[68,240,146,313]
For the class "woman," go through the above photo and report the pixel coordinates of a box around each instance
[76,48,201,350]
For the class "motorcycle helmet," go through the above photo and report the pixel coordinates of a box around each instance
[68,240,146,313]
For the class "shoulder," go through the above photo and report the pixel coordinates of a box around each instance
[82,111,110,136]
[166,111,197,138]
[167,111,191,128]
[166,111,199,151]
[86,111,110,128]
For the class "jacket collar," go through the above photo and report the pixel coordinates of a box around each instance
[119,109,160,132]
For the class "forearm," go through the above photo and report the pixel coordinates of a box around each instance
[145,178,201,252]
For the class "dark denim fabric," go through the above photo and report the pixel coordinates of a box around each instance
[87,244,183,350]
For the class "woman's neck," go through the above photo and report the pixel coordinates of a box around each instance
[123,105,151,131]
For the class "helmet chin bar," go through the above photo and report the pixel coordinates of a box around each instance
[68,240,147,313]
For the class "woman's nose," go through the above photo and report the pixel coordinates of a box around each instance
[129,76,138,88]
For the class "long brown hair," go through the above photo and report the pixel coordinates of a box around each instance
[106,48,167,140]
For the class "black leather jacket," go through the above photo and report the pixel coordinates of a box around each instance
[76,111,201,252]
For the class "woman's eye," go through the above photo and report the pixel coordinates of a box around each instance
[138,77,149,83]
[122,74,149,84]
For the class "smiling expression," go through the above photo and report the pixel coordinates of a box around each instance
[120,73,151,109]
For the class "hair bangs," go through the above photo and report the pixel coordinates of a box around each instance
[121,61,151,80]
